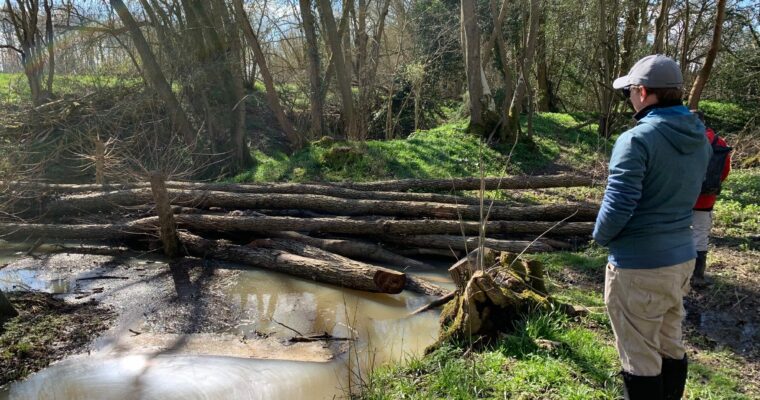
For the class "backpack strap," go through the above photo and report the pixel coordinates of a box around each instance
[711,134,720,146]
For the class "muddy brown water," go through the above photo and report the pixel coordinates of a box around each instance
[0,245,453,399]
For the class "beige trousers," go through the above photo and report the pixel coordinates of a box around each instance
[604,260,694,376]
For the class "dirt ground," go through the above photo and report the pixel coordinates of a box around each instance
[556,236,760,393]
[0,291,113,385]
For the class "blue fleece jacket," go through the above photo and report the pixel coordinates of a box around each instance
[593,105,711,268]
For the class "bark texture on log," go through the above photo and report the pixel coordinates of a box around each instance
[335,174,596,192]
[381,234,554,253]
[150,173,180,258]
[271,231,435,270]
[171,214,595,236]
[46,189,598,222]
[250,238,445,296]
[1,215,592,243]
[5,174,597,194]
[180,232,405,294]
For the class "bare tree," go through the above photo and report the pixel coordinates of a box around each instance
[460,0,485,132]
[316,0,356,138]
[234,0,302,151]
[299,0,324,138]
[3,0,50,104]
[688,0,727,109]
[109,0,196,148]
[652,0,671,54]
[505,0,541,140]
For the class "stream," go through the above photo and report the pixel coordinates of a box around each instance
[0,245,454,399]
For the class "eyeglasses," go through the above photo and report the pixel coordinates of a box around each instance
[622,85,640,98]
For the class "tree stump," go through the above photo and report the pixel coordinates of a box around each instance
[428,250,563,352]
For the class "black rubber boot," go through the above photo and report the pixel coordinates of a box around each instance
[622,372,664,400]
[692,251,708,286]
[662,355,688,400]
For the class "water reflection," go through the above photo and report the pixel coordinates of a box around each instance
[3,266,448,399]
[7,355,343,400]
[0,268,71,293]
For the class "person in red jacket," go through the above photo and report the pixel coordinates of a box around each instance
[692,111,731,283]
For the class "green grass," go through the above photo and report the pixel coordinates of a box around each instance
[713,168,760,237]
[234,121,509,183]
[0,72,141,104]
[699,100,754,134]
[234,113,613,183]
[507,113,613,173]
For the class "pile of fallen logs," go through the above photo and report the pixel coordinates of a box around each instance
[0,174,600,298]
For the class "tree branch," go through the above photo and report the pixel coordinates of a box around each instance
[0,44,23,54]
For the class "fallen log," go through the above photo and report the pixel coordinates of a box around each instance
[270,231,436,270]
[5,174,596,196]
[0,215,593,241]
[380,234,554,253]
[180,232,406,294]
[0,222,148,241]
[335,174,597,192]
[249,238,446,296]
[170,215,595,236]
[44,189,598,221]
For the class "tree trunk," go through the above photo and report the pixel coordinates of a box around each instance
[172,215,595,236]
[504,0,541,141]
[109,0,196,148]
[5,0,45,104]
[336,174,596,191]
[5,174,597,198]
[0,216,594,240]
[652,0,670,54]
[316,0,356,138]
[43,0,54,95]
[249,237,443,295]
[225,2,255,171]
[595,0,619,138]
[488,0,515,117]
[149,172,180,257]
[687,0,726,109]
[45,189,599,222]
[181,232,405,293]
[355,0,392,139]
[535,6,552,112]
[233,0,302,151]
[380,234,554,253]
[299,0,324,138]
[679,0,690,77]
[461,0,485,132]
[271,231,437,270]
[620,0,645,74]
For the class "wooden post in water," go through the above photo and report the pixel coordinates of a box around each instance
[149,172,180,258]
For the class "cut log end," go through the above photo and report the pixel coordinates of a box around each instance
[372,270,405,294]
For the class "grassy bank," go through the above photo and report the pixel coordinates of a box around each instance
[359,245,758,399]
[233,113,613,183]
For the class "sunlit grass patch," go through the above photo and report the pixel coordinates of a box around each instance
[235,121,508,183]
[713,168,760,237]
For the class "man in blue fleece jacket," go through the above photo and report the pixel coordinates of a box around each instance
[594,55,711,400]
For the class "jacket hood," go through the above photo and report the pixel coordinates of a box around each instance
[639,105,707,154]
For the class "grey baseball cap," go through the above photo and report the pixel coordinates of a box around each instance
[613,54,684,89]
